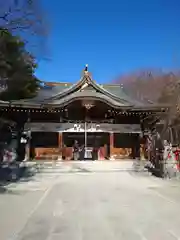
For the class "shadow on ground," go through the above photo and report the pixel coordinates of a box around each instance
[0,185,22,195]
[0,163,42,194]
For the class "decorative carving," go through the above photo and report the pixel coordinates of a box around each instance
[84,103,94,109]
[74,124,82,131]
[85,76,91,84]
[82,100,94,110]
[80,82,88,90]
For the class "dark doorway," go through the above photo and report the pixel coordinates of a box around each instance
[87,132,109,148]
[87,132,110,160]
[30,132,59,148]
[62,132,109,147]
[113,133,140,158]
[62,133,84,147]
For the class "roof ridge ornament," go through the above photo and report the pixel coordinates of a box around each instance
[81,64,91,84]
[81,64,90,78]
[84,64,90,77]
[84,64,88,72]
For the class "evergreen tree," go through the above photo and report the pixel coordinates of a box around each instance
[0,28,40,100]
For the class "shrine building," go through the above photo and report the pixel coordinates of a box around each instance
[0,66,167,160]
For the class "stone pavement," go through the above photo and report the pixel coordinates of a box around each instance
[33,159,145,172]
[1,161,180,239]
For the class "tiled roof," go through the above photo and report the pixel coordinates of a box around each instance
[9,69,162,109]
[102,85,150,106]
[25,80,150,107]
[45,90,130,108]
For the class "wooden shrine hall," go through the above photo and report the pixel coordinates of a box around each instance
[0,66,167,160]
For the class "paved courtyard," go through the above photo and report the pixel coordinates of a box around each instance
[1,161,180,239]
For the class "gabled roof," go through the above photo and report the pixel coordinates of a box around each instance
[45,91,129,108]
[30,69,144,107]
[2,66,167,110]
[44,71,132,103]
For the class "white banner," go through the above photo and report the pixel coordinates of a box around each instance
[25,122,141,133]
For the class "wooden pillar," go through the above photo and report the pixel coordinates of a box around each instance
[58,133,62,148]
[58,133,62,160]
[110,132,114,160]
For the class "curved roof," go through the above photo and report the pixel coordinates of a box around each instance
[46,72,128,102]
[44,91,133,109]
[8,68,164,110]
[31,71,146,106]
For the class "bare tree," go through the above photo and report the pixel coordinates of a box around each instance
[0,0,49,59]
[160,75,180,142]
[113,69,180,143]
[114,69,180,105]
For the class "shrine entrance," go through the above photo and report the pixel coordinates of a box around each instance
[62,132,110,160]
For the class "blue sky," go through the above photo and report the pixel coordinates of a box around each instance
[35,0,180,83]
